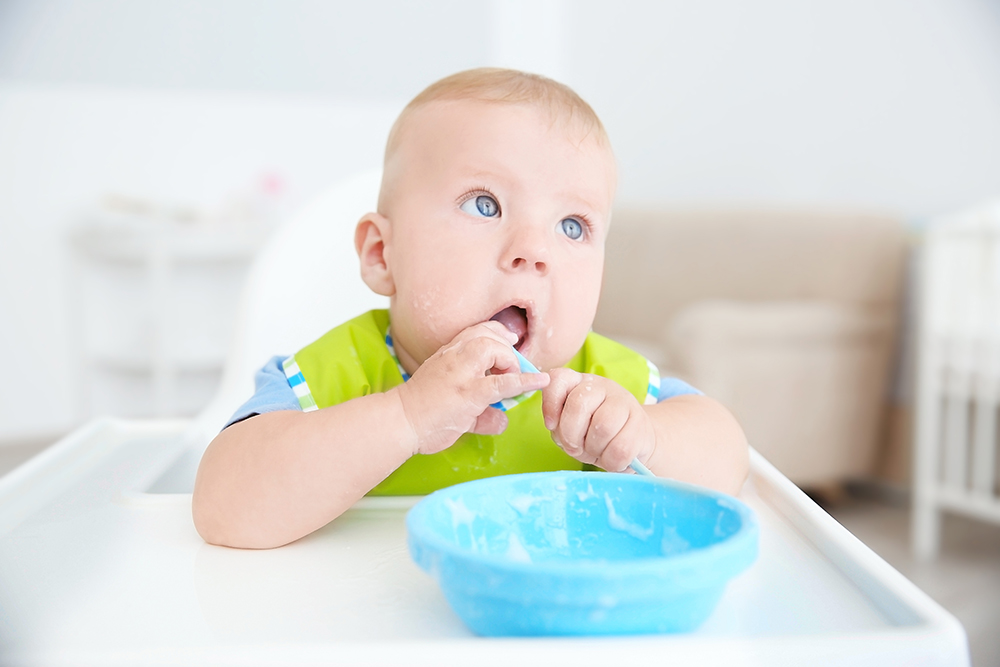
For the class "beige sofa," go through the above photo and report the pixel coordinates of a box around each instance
[594,208,907,488]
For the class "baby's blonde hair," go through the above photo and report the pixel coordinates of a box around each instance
[384,67,610,159]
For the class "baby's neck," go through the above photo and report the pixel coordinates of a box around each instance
[393,340,421,377]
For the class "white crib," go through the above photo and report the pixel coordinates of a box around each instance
[913,201,1000,561]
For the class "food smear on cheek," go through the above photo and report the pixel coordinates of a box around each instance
[411,285,442,337]
[408,285,475,346]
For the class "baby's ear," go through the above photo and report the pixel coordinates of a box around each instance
[355,212,395,296]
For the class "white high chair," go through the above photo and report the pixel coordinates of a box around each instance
[0,172,969,665]
[195,168,389,440]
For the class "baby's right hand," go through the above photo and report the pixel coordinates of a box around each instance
[393,321,550,455]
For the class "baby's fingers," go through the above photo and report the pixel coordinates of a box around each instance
[449,332,521,377]
[486,369,550,403]
[542,368,583,430]
[588,401,633,472]
[470,407,508,436]
[447,320,518,351]
[552,379,608,457]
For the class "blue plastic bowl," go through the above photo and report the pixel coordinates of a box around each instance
[406,471,758,636]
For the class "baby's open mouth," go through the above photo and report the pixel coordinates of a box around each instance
[490,306,528,350]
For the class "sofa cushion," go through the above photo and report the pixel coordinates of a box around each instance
[595,207,905,344]
[662,299,895,485]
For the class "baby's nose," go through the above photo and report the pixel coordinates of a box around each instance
[502,225,550,274]
[509,254,547,273]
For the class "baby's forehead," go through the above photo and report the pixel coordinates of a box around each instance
[390,98,612,157]
[379,98,616,215]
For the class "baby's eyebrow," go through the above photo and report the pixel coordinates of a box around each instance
[554,192,606,217]
[456,164,511,183]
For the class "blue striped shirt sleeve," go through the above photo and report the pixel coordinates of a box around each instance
[223,356,301,429]
[656,375,703,400]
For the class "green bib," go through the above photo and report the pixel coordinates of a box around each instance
[283,310,657,495]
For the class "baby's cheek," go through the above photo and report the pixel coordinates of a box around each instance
[398,280,467,349]
[562,269,602,329]
[560,310,596,360]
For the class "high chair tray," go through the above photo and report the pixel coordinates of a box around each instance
[0,419,968,666]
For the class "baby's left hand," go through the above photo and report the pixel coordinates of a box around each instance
[541,368,656,472]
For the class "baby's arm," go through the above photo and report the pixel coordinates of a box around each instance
[193,322,549,549]
[541,369,749,496]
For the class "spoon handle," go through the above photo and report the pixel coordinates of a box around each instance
[512,347,539,374]
[629,458,654,476]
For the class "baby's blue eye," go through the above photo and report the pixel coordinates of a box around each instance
[460,194,500,218]
[559,217,584,240]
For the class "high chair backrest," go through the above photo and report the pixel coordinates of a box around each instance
[194,170,387,436]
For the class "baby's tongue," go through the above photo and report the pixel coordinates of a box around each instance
[490,306,528,348]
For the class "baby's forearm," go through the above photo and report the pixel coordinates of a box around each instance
[643,395,749,496]
[192,389,414,549]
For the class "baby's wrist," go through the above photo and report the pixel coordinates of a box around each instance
[385,384,423,456]
[388,381,458,455]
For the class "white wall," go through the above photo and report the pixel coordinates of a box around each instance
[569,0,1000,218]
[0,0,490,98]
[0,0,998,441]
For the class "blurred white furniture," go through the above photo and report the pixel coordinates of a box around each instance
[913,201,1000,561]
[0,172,967,665]
[595,209,907,488]
[70,209,266,418]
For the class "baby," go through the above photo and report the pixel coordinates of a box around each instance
[193,68,749,549]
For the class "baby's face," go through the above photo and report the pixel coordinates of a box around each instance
[379,99,616,372]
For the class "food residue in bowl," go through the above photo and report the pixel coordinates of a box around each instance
[505,533,533,563]
[604,493,654,540]
[575,482,598,502]
[508,494,542,515]
[444,496,477,528]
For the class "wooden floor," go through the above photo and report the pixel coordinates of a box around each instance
[1,441,998,665]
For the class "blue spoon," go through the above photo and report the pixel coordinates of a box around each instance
[507,347,654,477]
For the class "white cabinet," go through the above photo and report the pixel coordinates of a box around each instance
[70,211,266,418]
